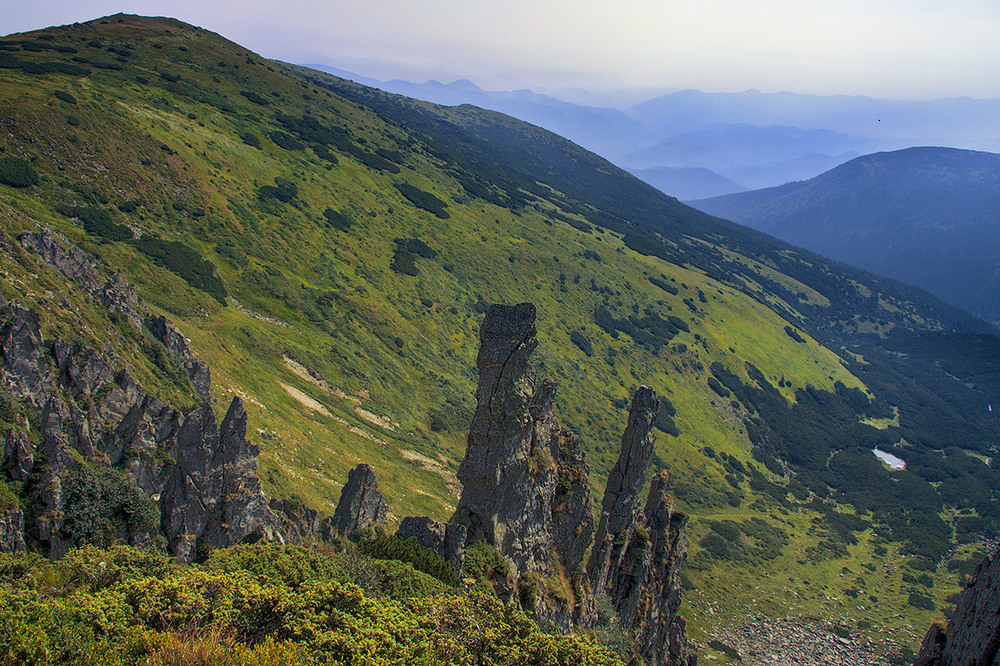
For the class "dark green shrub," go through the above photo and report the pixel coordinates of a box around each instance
[269,131,305,151]
[395,183,449,218]
[239,131,260,148]
[358,532,458,587]
[907,591,935,610]
[61,465,158,548]
[708,376,731,398]
[390,248,419,276]
[699,533,731,559]
[570,330,594,357]
[322,208,352,231]
[52,90,76,104]
[132,236,227,305]
[159,71,181,83]
[312,144,338,163]
[784,325,806,343]
[0,158,38,188]
[117,199,141,213]
[239,90,270,105]
[60,205,131,241]
[258,176,298,203]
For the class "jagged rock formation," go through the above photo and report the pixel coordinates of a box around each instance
[914,545,1000,666]
[446,303,693,664]
[0,295,286,562]
[161,398,283,563]
[20,229,143,329]
[331,463,388,533]
[453,303,595,582]
[397,516,467,576]
[589,386,660,592]
[146,315,212,399]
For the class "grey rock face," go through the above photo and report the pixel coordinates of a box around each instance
[582,389,693,666]
[20,229,143,329]
[0,507,26,553]
[589,386,660,591]
[551,428,594,577]
[914,545,1000,666]
[161,398,282,563]
[4,426,33,482]
[453,303,566,575]
[331,464,388,534]
[398,515,467,576]
[0,302,48,405]
[146,315,211,398]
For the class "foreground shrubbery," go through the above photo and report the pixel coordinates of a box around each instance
[0,542,623,666]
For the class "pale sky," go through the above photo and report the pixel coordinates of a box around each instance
[4,0,1000,100]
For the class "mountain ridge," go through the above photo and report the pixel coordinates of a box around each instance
[691,146,1000,323]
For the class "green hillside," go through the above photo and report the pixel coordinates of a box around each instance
[2,14,998,662]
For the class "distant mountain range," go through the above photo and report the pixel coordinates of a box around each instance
[308,66,1000,198]
[691,147,1000,323]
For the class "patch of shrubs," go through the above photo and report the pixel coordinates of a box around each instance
[61,465,159,548]
[654,398,680,436]
[258,176,298,203]
[570,330,594,357]
[395,182,449,219]
[784,325,806,343]
[238,89,269,105]
[0,157,39,188]
[58,204,131,241]
[133,235,228,305]
[358,531,459,587]
[322,207,352,231]
[269,131,305,151]
[52,90,76,104]
[708,376,731,398]
[238,130,260,148]
[0,52,90,76]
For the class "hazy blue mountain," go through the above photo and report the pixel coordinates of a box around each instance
[622,123,866,187]
[692,147,1000,323]
[628,166,745,199]
[630,89,1000,152]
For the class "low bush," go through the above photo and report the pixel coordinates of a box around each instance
[0,157,39,188]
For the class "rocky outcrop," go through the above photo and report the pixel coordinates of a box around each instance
[446,303,692,663]
[331,464,388,534]
[914,545,1000,666]
[146,315,211,398]
[589,386,660,592]
[161,397,282,563]
[453,303,595,580]
[0,296,284,563]
[20,229,143,329]
[581,390,693,666]
[0,302,48,404]
[270,498,338,543]
[397,515,467,576]
[0,507,26,553]
[453,302,556,573]
[4,425,33,482]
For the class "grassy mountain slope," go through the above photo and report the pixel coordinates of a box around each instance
[2,15,999,661]
[692,147,1000,324]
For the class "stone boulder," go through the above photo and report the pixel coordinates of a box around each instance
[331,464,388,534]
[398,516,467,576]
